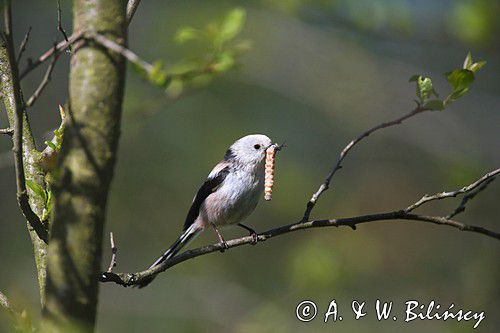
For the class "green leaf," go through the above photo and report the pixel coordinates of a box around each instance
[165,79,184,98]
[26,179,47,202]
[190,73,213,87]
[424,99,445,111]
[175,27,201,44]
[148,60,170,87]
[167,61,202,75]
[445,69,474,92]
[449,87,469,101]
[45,140,57,151]
[45,190,53,216]
[212,51,235,72]
[416,76,434,102]
[217,8,246,45]
[463,51,473,69]
[469,60,486,73]
[462,52,486,73]
[130,61,149,78]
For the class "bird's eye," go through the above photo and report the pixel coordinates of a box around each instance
[254,144,261,150]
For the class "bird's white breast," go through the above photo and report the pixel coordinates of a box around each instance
[200,164,265,226]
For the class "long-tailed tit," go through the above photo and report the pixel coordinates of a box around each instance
[137,134,274,287]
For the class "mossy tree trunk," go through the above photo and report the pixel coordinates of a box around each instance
[42,0,127,331]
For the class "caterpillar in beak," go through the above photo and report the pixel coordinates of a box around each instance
[264,144,280,201]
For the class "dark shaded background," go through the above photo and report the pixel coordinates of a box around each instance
[1,0,499,332]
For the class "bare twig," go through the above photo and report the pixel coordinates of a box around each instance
[100,170,500,287]
[101,213,499,287]
[405,168,500,212]
[127,0,142,25]
[20,30,212,85]
[2,2,48,243]
[0,127,14,135]
[85,31,153,73]
[57,0,71,52]
[25,44,60,107]
[16,26,31,63]
[0,291,13,313]
[19,0,143,77]
[19,31,82,79]
[107,232,118,273]
[0,290,33,331]
[446,177,496,219]
[302,106,428,221]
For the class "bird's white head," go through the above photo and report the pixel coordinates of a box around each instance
[225,134,272,166]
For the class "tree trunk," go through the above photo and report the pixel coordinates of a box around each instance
[42,0,127,331]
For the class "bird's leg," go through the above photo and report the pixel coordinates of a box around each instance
[237,223,258,245]
[211,223,229,252]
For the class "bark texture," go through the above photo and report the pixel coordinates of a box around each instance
[42,0,127,331]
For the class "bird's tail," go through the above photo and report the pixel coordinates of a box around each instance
[136,223,203,288]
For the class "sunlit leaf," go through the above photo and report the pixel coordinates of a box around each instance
[216,8,246,46]
[26,179,46,202]
[463,51,473,69]
[416,76,434,102]
[165,79,184,98]
[469,60,486,73]
[148,60,169,87]
[175,27,201,44]
[445,69,474,92]
[167,61,202,75]
[45,140,57,151]
[212,51,235,72]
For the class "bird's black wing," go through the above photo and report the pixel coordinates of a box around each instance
[183,165,230,231]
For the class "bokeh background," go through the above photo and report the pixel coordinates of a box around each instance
[1,0,499,332]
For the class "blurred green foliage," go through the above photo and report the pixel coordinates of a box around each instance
[132,8,251,99]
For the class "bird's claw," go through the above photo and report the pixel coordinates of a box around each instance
[250,232,258,245]
[219,241,229,253]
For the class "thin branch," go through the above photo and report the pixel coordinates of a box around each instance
[18,0,143,77]
[25,44,60,107]
[0,127,14,135]
[127,0,142,25]
[100,170,500,287]
[405,168,500,212]
[101,212,499,287]
[56,0,71,52]
[2,2,48,243]
[0,291,13,314]
[0,290,33,331]
[19,31,82,79]
[302,105,429,221]
[16,26,31,63]
[446,177,496,219]
[85,31,153,73]
[107,232,118,273]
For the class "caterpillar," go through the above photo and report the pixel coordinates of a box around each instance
[264,144,279,201]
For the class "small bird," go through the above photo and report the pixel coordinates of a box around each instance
[137,134,274,287]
